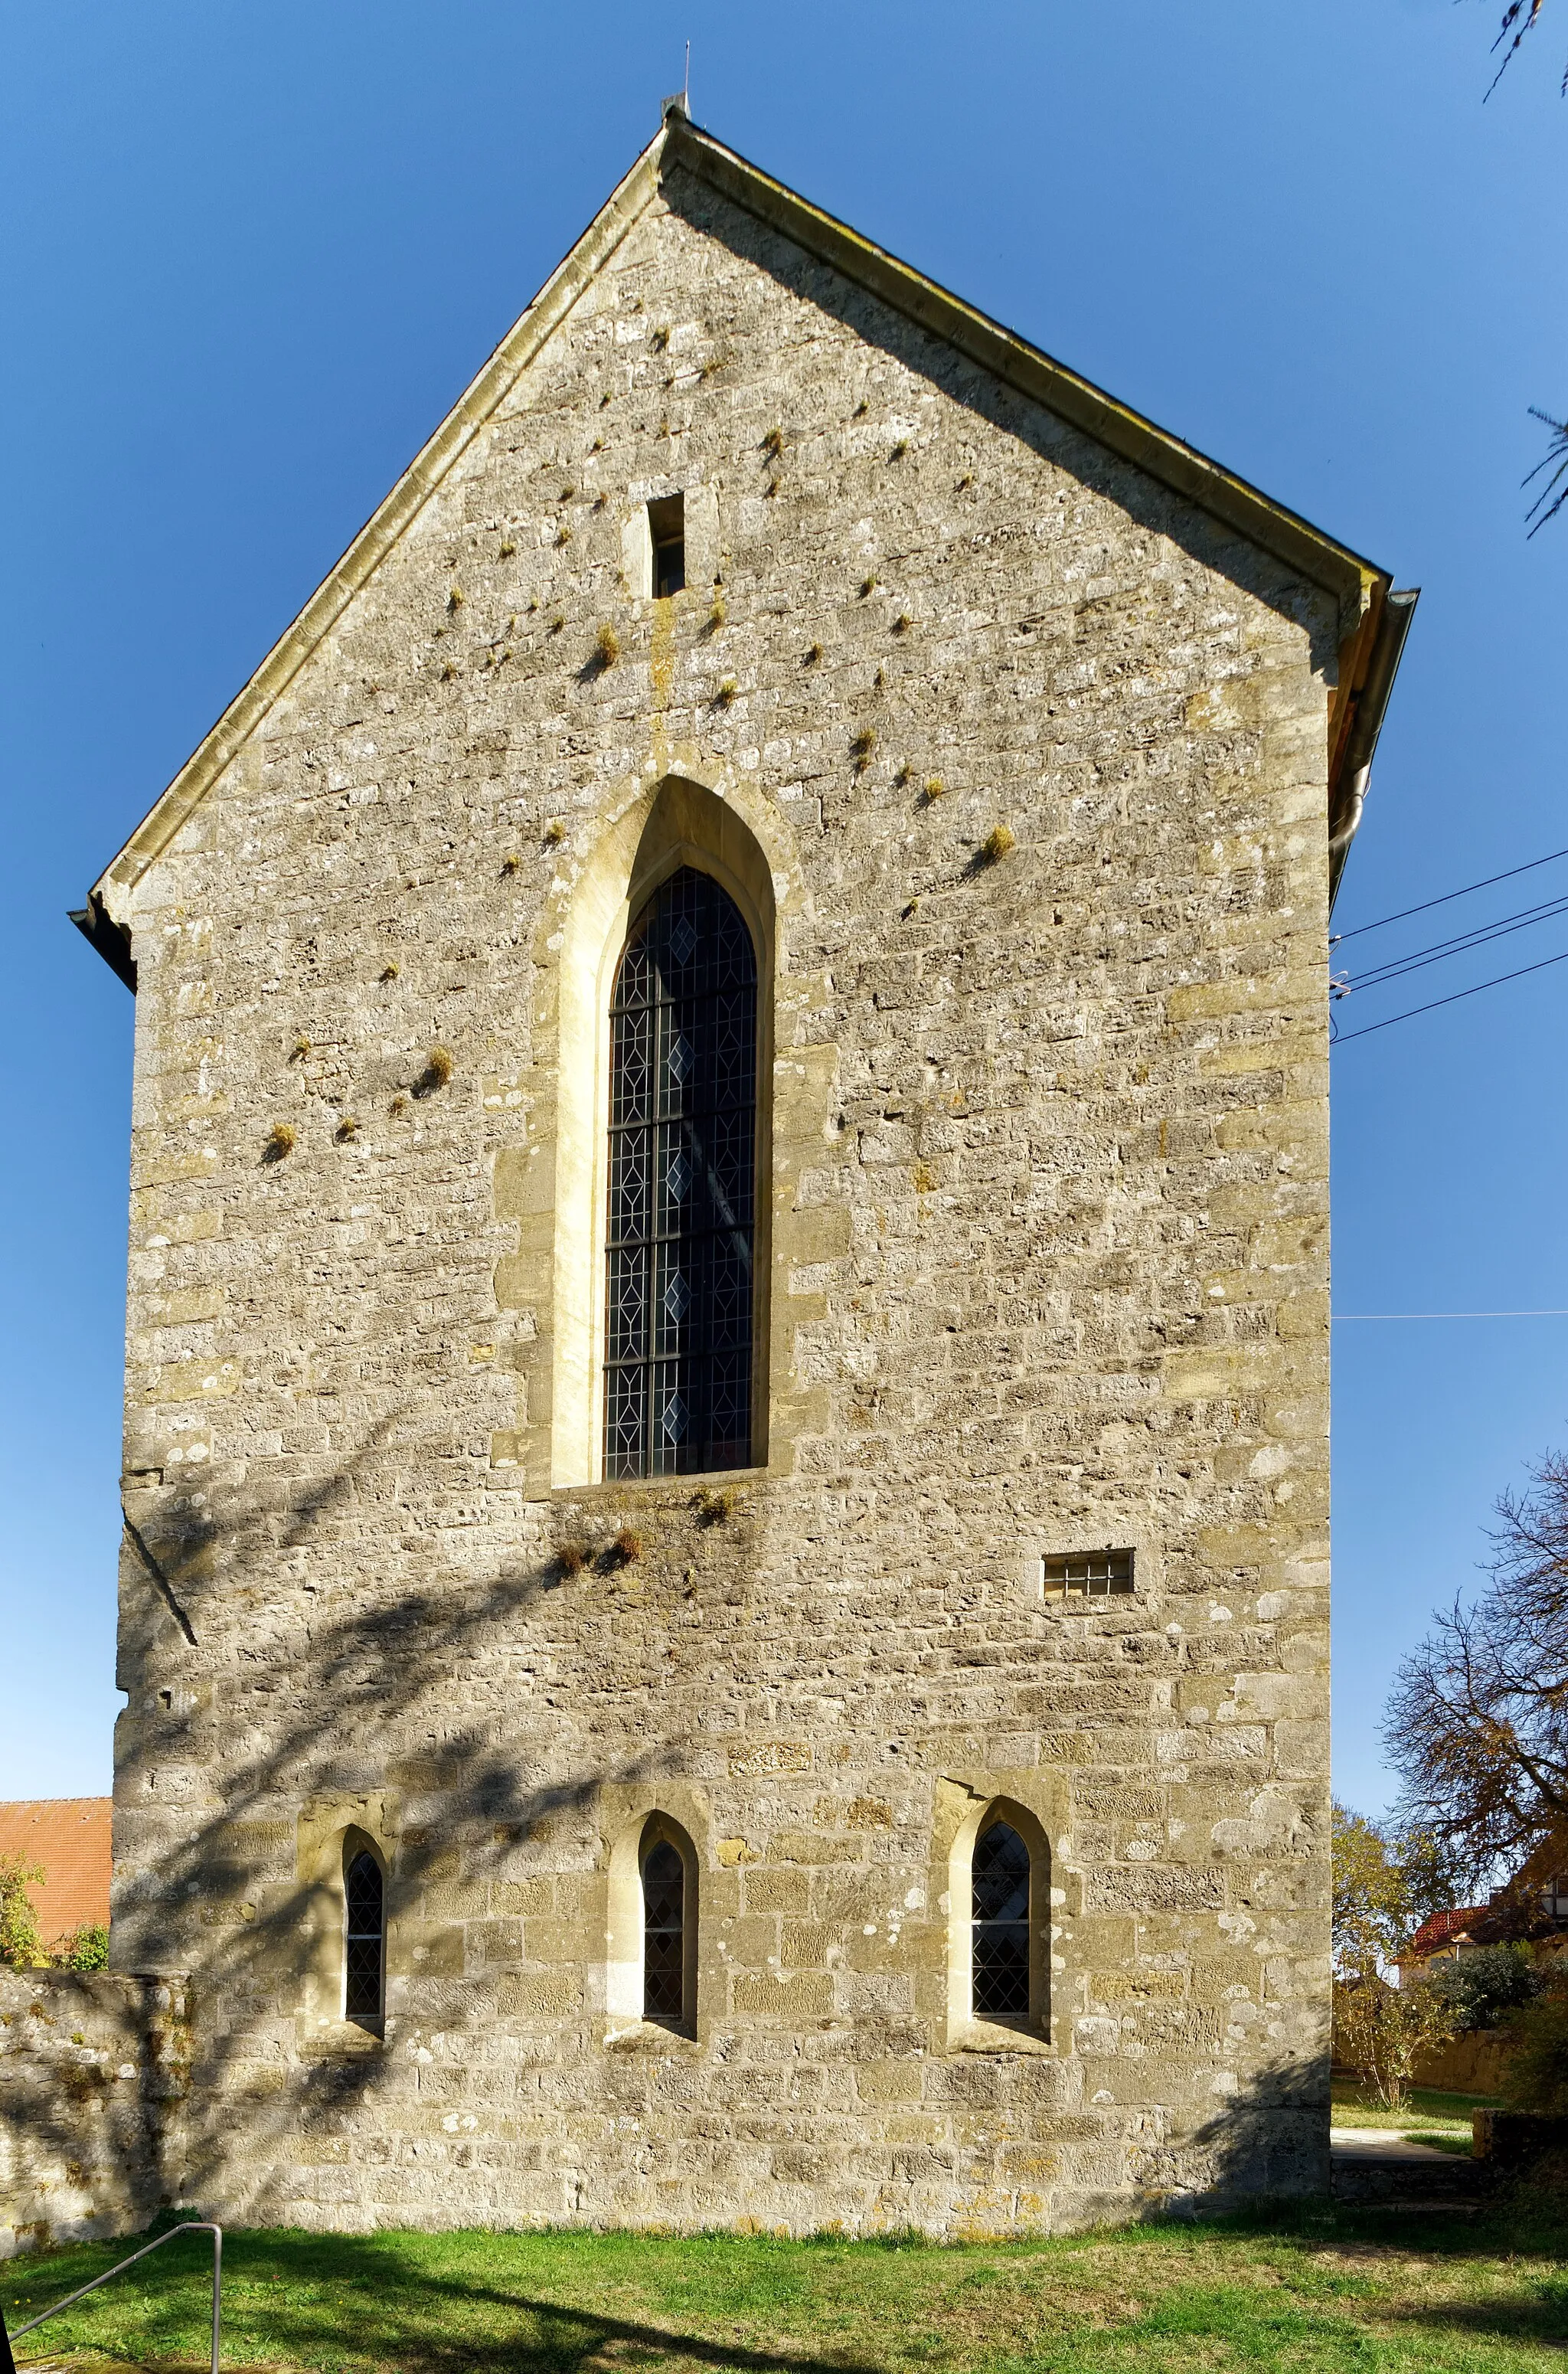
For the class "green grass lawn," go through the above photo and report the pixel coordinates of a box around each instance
[5,2205,1568,2374]
[1331,2081,1497,2134]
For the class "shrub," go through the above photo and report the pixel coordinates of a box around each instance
[0,1857,49,1969]
[57,1923,110,1972]
[1426,1943,1542,2032]
[1332,1970,1458,2111]
[1501,1979,1568,2114]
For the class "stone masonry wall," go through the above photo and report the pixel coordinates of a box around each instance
[0,1973,189,2255]
[104,155,1338,2234]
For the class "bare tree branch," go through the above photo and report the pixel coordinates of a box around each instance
[1485,0,1553,101]
[1385,1450,1568,1891]
[1526,410,1568,535]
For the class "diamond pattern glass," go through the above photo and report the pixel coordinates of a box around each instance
[972,1820,1031,2021]
[605,868,757,1477]
[643,1840,686,2022]
[345,1849,384,2019]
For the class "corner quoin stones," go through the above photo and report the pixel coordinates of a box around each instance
[80,110,1410,2236]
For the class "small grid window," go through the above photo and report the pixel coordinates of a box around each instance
[1040,1548,1135,1598]
[604,866,756,1479]
[344,1848,384,2022]
[972,1820,1031,2022]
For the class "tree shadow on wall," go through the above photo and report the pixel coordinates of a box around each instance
[110,1408,723,2218]
[1131,2055,1333,2219]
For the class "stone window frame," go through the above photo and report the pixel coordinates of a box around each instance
[342,1832,387,2032]
[294,1795,399,2057]
[603,1807,701,2043]
[621,481,716,604]
[547,773,777,1489]
[943,1790,1054,2055]
[603,865,760,1480]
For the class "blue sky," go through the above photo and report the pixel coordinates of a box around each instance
[2,1,1565,1814]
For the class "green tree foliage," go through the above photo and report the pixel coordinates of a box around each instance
[1500,1977,1568,2112]
[1426,1941,1542,2031]
[1332,1801,1467,2107]
[0,1856,51,1969]
[1332,1800,1462,1975]
[55,1923,110,1972]
[1333,1971,1459,2110]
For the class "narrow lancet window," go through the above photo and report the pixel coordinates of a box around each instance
[605,865,756,1479]
[642,1839,687,2024]
[648,493,685,597]
[972,1819,1031,2022]
[344,1847,385,2022]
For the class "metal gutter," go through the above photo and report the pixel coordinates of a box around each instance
[1328,586,1420,911]
[68,892,137,992]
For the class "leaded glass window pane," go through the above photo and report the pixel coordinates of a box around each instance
[605,867,757,1478]
[972,1820,1031,2021]
[345,1849,384,2019]
[642,1839,686,2022]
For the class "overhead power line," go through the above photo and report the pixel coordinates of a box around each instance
[1334,1310,1568,1321]
[1333,843,1568,943]
[1334,889,1568,996]
[1331,943,1568,1043]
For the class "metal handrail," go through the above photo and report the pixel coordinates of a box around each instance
[4,2220,221,2372]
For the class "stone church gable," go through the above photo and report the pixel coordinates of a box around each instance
[73,107,1412,2238]
[82,110,1404,940]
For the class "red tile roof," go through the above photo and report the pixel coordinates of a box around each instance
[0,1799,110,1945]
[1407,1905,1488,1958]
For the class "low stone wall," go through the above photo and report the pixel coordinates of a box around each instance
[1473,2109,1568,2176]
[1412,2031,1511,2098]
[0,1972,189,2256]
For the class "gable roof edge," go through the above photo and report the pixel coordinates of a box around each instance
[665,117,1387,629]
[87,108,1409,948]
[664,119,1413,917]
[90,126,670,920]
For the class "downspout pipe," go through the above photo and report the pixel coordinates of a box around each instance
[1328,585,1419,910]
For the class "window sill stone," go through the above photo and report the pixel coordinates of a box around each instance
[603,2019,702,2052]
[298,2017,385,2058]
[950,2018,1053,2056]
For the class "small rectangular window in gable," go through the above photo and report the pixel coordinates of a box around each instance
[1040,1548,1135,1598]
[648,494,685,598]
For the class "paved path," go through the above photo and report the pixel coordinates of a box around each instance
[1331,2126,1465,2161]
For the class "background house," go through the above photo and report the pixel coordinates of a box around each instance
[0,1800,110,1949]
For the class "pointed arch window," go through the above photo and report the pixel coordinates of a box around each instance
[971,1819,1031,2022]
[605,866,757,1478]
[344,1846,385,2024]
[642,1836,688,2024]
